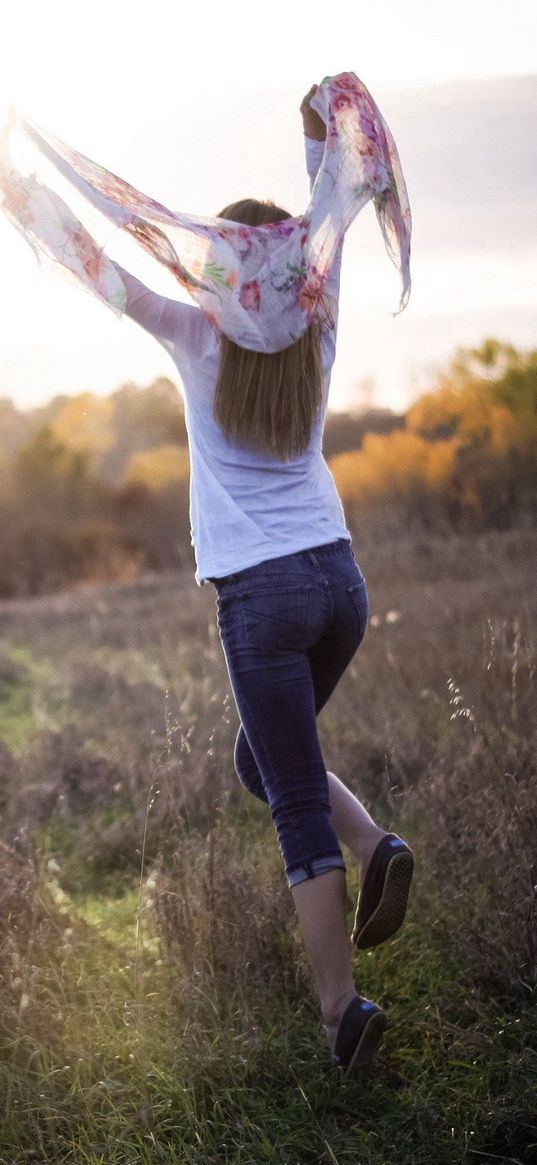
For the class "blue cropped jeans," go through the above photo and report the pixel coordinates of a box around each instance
[209,537,369,889]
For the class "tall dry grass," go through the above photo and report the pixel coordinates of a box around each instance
[0,527,535,1161]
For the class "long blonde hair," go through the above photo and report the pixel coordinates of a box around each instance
[213,198,334,462]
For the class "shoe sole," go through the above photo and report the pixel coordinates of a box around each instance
[344,1008,388,1075]
[351,848,414,949]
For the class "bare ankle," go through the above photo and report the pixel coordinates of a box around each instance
[321,986,357,1031]
[349,824,385,871]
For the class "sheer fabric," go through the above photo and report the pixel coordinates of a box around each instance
[0,71,411,353]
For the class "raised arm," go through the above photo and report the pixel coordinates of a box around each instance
[110,259,209,360]
[302,81,328,198]
[301,83,344,341]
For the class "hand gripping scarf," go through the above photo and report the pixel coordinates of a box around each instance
[0,71,412,354]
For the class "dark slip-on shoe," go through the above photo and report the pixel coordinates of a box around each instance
[330,993,387,1075]
[351,832,414,950]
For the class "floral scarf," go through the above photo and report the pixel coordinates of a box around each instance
[0,71,412,353]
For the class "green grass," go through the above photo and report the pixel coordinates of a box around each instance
[0,644,44,750]
[1,869,536,1164]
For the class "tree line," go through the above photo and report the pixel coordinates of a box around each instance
[0,339,535,597]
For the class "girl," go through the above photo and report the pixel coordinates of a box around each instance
[109,84,414,1076]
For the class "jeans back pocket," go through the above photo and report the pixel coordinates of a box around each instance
[240,583,311,650]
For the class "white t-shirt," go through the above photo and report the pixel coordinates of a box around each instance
[112,135,351,586]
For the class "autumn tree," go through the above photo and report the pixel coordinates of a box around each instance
[13,425,97,519]
[330,340,537,534]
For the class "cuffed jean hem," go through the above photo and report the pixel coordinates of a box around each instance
[286,854,347,889]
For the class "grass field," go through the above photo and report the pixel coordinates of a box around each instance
[0,527,536,1164]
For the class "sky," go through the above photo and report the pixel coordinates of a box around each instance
[0,0,536,415]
